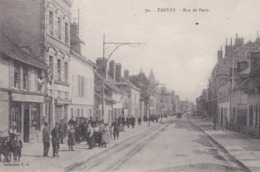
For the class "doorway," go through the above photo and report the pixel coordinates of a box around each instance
[24,104,30,142]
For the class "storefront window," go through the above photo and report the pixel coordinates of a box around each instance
[10,102,22,133]
[14,61,20,89]
[31,103,41,131]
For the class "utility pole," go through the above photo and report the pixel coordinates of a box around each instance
[101,34,145,122]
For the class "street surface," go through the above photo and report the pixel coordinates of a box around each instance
[67,116,246,172]
[1,116,247,172]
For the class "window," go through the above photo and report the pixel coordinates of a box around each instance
[14,61,20,89]
[23,65,29,90]
[77,109,80,117]
[49,56,53,79]
[10,102,22,133]
[65,62,68,82]
[57,17,62,40]
[49,11,54,35]
[81,109,83,116]
[31,103,41,131]
[65,22,69,43]
[57,59,61,81]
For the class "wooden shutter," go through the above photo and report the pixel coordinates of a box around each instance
[61,20,65,42]
[61,60,65,82]
[28,68,32,91]
[10,60,14,88]
[54,58,58,80]
[75,75,78,97]
[54,13,58,37]
[82,76,85,97]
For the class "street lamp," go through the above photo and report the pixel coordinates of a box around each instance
[101,34,145,122]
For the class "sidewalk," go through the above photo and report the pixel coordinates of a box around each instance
[0,122,160,172]
[190,117,260,172]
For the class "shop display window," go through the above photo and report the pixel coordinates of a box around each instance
[31,103,41,131]
[10,102,22,133]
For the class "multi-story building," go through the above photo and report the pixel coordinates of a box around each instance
[69,23,95,120]
[195,89,208,117]
[0,0,73,131]
[161,87,173,115]
[0,33,49,142]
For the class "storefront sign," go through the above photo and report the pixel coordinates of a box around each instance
[0,91,9,101]
[55,98,71,105]
[12,93,44,103]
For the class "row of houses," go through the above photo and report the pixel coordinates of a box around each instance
[197,33,260,137]
[0,0,187,143]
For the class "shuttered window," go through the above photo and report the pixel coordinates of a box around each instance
[57,17,62,40]
[49,11,54,35]
[65,22,69,44]
[10,60,14,88]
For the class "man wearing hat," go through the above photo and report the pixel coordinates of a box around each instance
[42,122,50,157]
[51,122,60,157]
[68,116,76,127]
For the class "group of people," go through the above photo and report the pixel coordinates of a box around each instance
[42,115,144,158]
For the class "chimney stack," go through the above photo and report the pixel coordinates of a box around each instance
[115,63,122,82]
[124,70,129,80]
[108,60,115,80]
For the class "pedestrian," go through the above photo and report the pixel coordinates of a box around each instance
[13,134,22,162]
[126,116,130,128]
[75,123,81,144]
[68,116,76,128]
[111,118,120,139]
[42,122,50,157]
[67,125,76,151]
[130,115,135,128]
[86,123,94,149]
[138,116,142,126]
[101,123,110,148]
[93,123,101,147]
[51,122,60,157]
[59,119,64,144]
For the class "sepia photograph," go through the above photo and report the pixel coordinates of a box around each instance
[0,0,260,171]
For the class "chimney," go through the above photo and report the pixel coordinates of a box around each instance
[96,58,107,78]
[115,63,122,82]
[108,60,115,80]
[124,70,129,80]
[217,46,223,61]
[237,61,249,73]
[234,34,244,47]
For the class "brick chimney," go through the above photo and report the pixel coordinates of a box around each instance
[115,63,122,82]
[234,33,244,48]
[96,58,107,78]
[217,46,223,61]
[124,70,129,80]
[108,60,115,80]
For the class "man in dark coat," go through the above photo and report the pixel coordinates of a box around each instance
[59,119,64,144]
[130,115,135,128]
[126,116,130,128]
[51,122,60,157]
[138,116,142,126]
[68,116,76,127]
[111,118,120,139]
[42,122,50,157]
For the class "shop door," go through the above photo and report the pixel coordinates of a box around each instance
[24,105,30,142]
[55,105,62,124]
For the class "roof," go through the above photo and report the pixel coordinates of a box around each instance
[121,78,141,91]
[105,75,124,94]
[71,50,97,68]
[0,33,49,70]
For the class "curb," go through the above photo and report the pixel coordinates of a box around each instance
[189,120,252,172]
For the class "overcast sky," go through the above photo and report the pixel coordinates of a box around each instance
[72,0,260,102]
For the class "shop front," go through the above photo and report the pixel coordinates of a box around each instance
[10,93,44,143]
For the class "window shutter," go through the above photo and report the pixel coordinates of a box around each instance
[82,76,85,97]
[72,74,75,96]
[54,58,58,80]
[61,20,65,42]
[54,13,58,37]
[28,68,32,91]
[10,60,14,88]
[75,75,78,97]
[61,61,65,82]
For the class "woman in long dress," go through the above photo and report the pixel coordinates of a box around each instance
[101,123,110,148]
